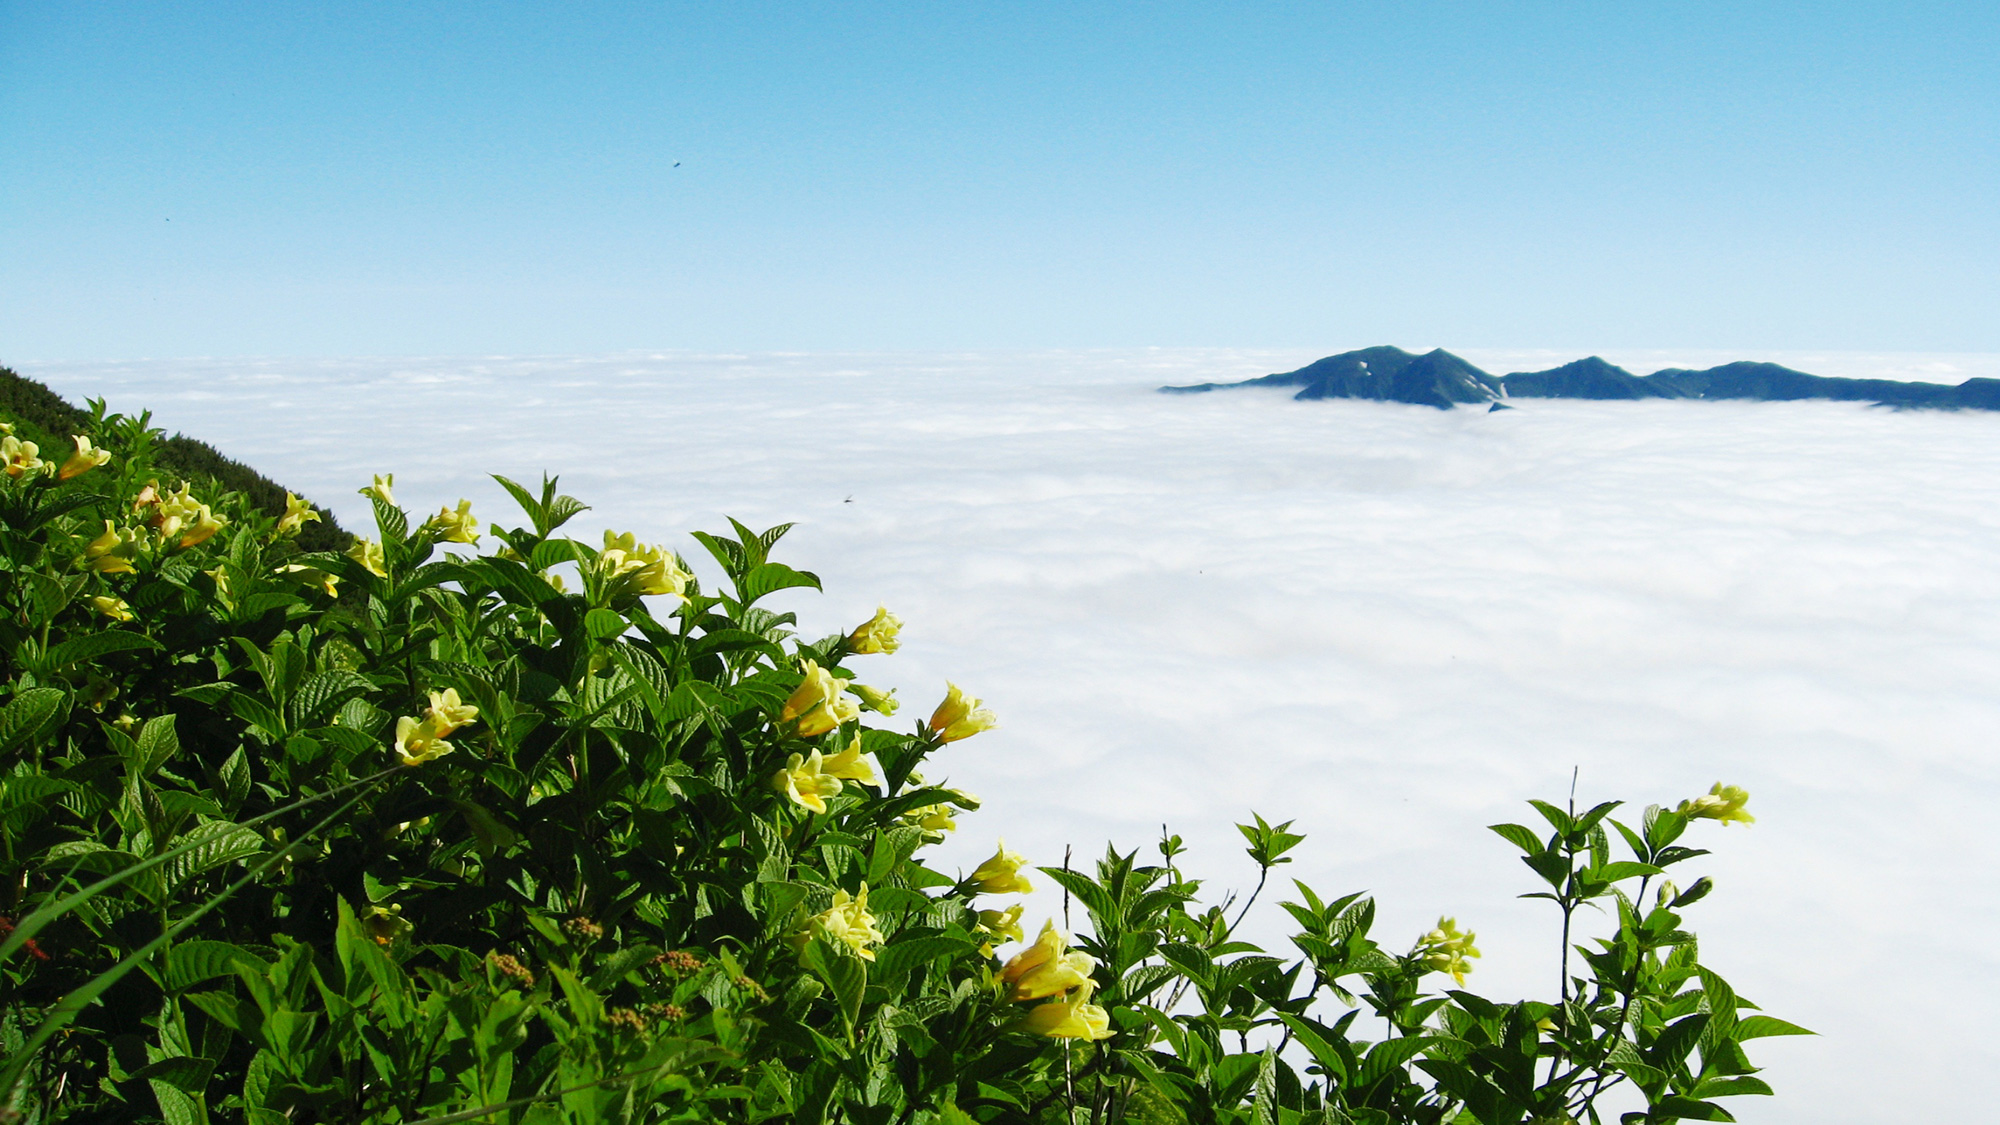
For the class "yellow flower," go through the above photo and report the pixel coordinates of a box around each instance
[846,606,903,655]
[427,499,480,544]
[1414,917,1480,986]
[0,421,11,435]
[1678,782,1755,827]
[361,473,395,505]
[1015,980,1114,1040]
[278,563,340,598]
[850,683,899,715]
[928,682,997,742]
[821,738,880,787]
[394,715,455,766]
[2,435,44,478]
[205,567,234,607]
[181,508,224,548]
[971,840,1033,895]
[361,903,411,946]
[425,688,480,735]
[794,885,886,961]
[276,492,321,537]
[57,435,110,480]
[781,659,859,737]
[90,595,134,622]
[347,537,388,578]
[975,904,1025,955]
[1001,922,1068,989]
[80,520,141,574]
[1012,949,1097,1002]
[771,750,844,814]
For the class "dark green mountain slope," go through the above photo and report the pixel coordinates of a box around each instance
[0,364,348,551]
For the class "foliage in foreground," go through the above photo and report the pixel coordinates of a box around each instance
[0,405,1808,1124]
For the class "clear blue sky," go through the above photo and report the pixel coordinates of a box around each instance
[3,2,1995,359]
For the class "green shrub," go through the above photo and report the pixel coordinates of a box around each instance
[0,404,1805,1124]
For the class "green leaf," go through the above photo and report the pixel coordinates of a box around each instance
[45,628,162,668]
[800,935,867,1039]
[1651,1095,1735,1121]
[739,562,821,606]
[287,669,373,730]
[1588,861,1663,883]
[453,799,520,855]
[0,687,67,751]
[135,714,181,774]
[872,935,972,991]
[585,608,629,641]
[165,940,268,991]
[1487,822,1545,856]
[1693,1075,1774,1098]
[129,1055,216,1096]
[1733,1014,1814,1040]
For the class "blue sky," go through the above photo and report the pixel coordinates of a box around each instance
[3,2,1995,358]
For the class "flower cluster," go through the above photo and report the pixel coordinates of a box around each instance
[599,530,691,600]
[393,688,480,766]
[1002,923,1113,1039]
[1414,916,1481,985]
[793,885,886,962]
[427,499,480,544]
[771,741,879,814]
[781,659,861,737]
[1678,782,1754,827]
[152,483,226,548]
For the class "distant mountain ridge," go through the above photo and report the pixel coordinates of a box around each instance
[1162,347,2000,411]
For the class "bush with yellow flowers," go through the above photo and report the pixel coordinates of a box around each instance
[0,402,1807,1124]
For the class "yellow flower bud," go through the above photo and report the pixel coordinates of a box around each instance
[850,683,899,715]
[276,492,321,537]
[771,750,844,814]
[361,473,395,506]
[278,563,340,598]
[971,840,1033,895]
[928,682,997,743]
[90,595,134,622]
[57,435,110,480]
[846,606,903,655]
[1677,782,1755,827]
[1414,916,1480,985]
[347,537,388,578]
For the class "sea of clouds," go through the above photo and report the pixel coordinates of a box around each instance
[26,347,2000,1121]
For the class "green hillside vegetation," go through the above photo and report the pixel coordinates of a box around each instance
[0,364,347,552]
[0,389,1806,1123]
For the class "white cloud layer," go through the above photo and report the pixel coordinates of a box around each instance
[27,348,2000,1121]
